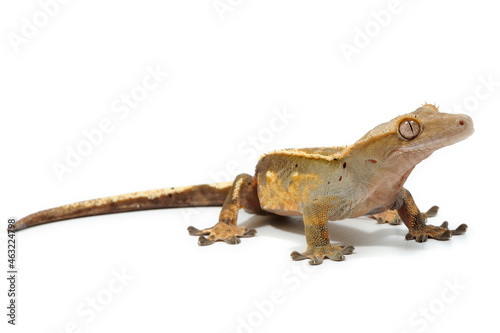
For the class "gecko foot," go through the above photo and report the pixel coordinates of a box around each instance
[187,222,257,246]
[290,244,354,265]
[373,210,402,225]
[372,206,439,225]
[405,222,468,242]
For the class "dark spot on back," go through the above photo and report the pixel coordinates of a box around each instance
[343,162,347,169]
[339,176,342,181]
[295,164,298,167]
[366,159,377,164]
[168,194,173,198]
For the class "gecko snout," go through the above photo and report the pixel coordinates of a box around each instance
[456,114,474,136]
[458,115,473,127]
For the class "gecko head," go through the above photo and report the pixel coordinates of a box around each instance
[355,103,474,167]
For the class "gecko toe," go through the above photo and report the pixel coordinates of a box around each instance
[198,235,215,246]
[389,216,402,225]
[224,235,241,245]
[327,251,345,261]
[290,251,309,261]
[426,206,439,218]
[242,228,257,238]
[340,245,355,255]
[188,226,202,236]
[433,229,452,240]
[405,232,416,240]
[415,234,428,242]
[309,255,323,265]
[452,223,467,235]
[440,221,449,229]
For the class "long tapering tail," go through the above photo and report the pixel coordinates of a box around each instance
[12,182,233,231]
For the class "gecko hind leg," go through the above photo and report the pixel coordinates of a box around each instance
[187,174,259,246]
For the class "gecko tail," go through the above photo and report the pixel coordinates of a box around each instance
[11,182,233,232]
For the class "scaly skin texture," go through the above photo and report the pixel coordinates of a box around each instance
[12,104,473,265]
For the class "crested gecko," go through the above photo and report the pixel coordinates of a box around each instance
[12,104,474,265]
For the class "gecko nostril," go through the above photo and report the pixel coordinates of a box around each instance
[459,120,464,126]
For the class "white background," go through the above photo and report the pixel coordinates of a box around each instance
[1,1,499,332]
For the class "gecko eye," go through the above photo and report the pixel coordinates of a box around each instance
[398,119,421,140]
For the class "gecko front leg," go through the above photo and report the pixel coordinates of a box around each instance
[291,197,354,265]
[396,188,467,242]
